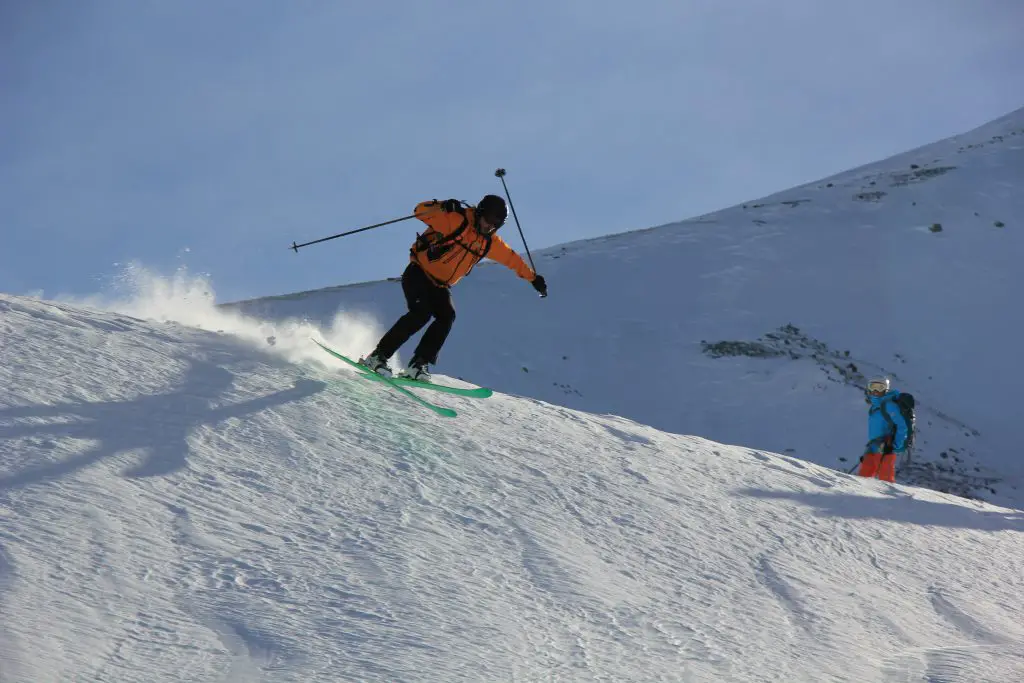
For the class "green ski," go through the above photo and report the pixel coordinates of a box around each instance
[388,375,493,398]
[312,338,457,418]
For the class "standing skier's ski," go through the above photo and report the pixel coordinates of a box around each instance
[311,338,457,418]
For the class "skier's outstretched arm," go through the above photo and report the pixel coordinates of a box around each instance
[486,235,536,281]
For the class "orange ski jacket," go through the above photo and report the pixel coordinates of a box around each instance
[409,200,535,287]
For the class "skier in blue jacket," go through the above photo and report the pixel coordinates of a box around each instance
[859,376,909,482]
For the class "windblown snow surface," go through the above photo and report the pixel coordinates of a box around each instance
[2,109,1023,682]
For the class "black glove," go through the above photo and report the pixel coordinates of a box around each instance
[531,274,547,297]
[441,198,462,213]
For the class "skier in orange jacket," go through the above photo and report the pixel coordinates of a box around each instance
[360,195,547,381]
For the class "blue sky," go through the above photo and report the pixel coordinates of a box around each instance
[2,1,1022,303]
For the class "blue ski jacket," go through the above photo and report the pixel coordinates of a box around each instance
[866,390,909,453]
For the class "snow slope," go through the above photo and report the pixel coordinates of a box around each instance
[1,294,1023,682]
[231,107,1024,506]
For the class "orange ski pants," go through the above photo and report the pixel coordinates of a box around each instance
[858,452,896,483]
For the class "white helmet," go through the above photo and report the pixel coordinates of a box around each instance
[866,376,890,396]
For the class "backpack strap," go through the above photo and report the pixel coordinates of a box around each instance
[878,403,895,427]
[871,401,896,429]
[413,209,496,264]
[412,212,470,258]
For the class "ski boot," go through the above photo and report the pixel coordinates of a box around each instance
[359,352,393,378]
[403,356,431,382]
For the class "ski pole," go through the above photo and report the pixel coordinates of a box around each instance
[494,168,537,272]
[290,213,419,253]
[847,446,873,474]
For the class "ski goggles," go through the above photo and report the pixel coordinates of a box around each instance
[477,213,504,234]
[866,379,889,395]
[485,210,506,228]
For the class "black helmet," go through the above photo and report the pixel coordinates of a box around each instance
[477,194,507,230]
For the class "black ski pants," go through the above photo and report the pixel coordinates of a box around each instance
[373,262,455,365]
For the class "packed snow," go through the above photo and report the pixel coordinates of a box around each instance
[2,109,1023,682]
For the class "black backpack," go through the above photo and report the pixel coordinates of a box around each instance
[879,392,916,450]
